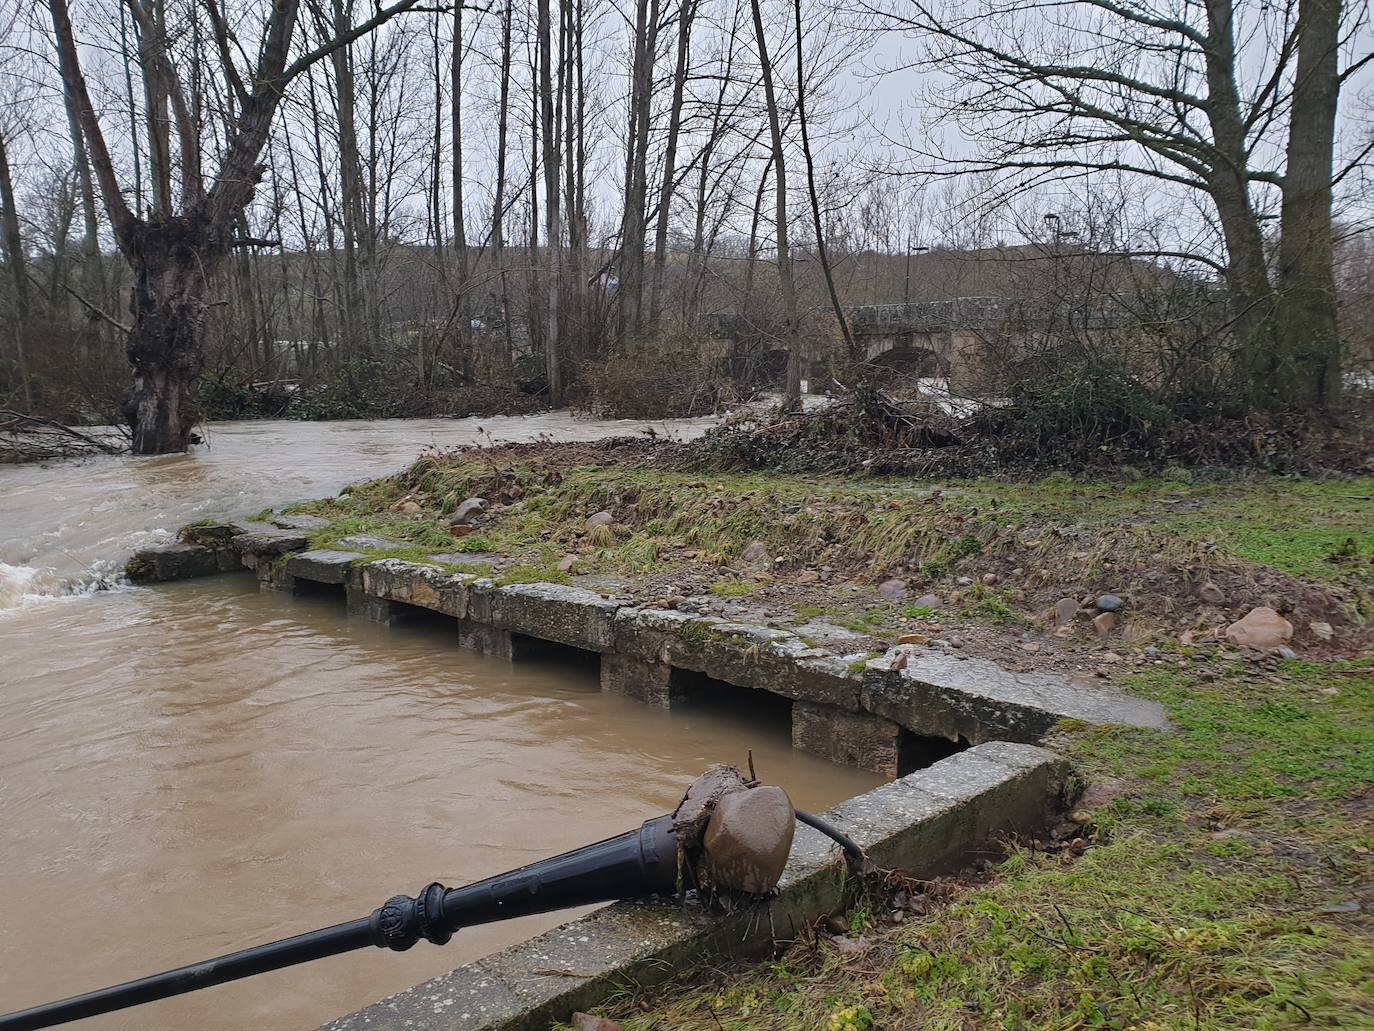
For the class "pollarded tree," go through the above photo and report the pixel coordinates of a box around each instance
[49,0,432,452]
[878,0,1371,415]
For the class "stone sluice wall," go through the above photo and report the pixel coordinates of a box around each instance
[129,523,1166,778]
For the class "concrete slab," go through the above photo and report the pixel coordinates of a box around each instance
[125,543,222,582]
[286,550,366,585]
[230,526,313,556]
[488,583,620,653]
[862,645,1169,741]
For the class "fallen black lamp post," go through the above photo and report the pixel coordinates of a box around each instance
[0,767,862,1031]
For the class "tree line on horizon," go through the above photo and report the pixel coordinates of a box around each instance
[0,0,1369,451]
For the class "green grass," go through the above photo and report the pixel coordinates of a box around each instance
[711,577,760,598]
[573,660,1374,1031]
[271,456,1374,632]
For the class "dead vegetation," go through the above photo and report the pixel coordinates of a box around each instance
[287,438,1372,658]
[0,409,126,463]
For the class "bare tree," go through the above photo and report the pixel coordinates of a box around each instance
[749,0,801,409]
[49,0,432,451]
[0,126,32,406]
[878,0,1369,414]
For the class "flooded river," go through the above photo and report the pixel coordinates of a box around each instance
[0,416,880,1030]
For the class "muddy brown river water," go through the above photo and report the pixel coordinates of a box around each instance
[0,416,880,1030]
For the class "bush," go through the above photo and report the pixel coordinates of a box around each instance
[574,331,737,419]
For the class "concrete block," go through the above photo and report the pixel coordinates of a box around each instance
[322,742,1074,1031]
[124,543,221,582]
[756,639,865,708]
[286,549,365,586]
[230,526,312,557]
[611,607,708,662]
[178,521,245,547]
[360,560,472,618]
[792,701,903,777]
[861,645,1169,742]
[600,654,673,706]
[488,583,621,653]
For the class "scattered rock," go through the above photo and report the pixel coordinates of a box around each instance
[914,593,941,609]
[943,634,966,649]
[796,569,820,584]
[1277,645,1298,660]
[981,572,999,586]
[741,540,771,567]
[1069,810,1091,825]
[1320,900,1362,915]
[956,576,974,586]
[1198,581,1226,605]
[571,1015,624,1031]
[1095,594,1124,613]
[896,633,929,646]
[877,578,907,601]
[1093,612,1117,638]
[1018,642,1041,654]
[585,511,615,530]
[451,497,485,524]
[1309,621,1334,642]
[829,934,868,955]
[1225,607,1294,649]
[396,501,422,514]
[1055,597,1079,625]
[557,553,578,573]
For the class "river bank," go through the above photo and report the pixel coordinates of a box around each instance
[214,438,1372,1029]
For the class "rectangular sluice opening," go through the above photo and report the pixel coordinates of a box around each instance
[291,578,346,602]
[509,633,602,676]
[667,668,793,734]
[897,730,971,777]
[387,599,458,629]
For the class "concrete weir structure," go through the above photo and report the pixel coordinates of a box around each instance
[127,523,1164,1028]
[130,522,1166,778]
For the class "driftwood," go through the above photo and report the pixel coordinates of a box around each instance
[0,410,128,463]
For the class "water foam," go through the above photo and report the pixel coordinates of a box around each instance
[0,560,129,615]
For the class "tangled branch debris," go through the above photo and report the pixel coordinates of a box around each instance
[0,410,127,463]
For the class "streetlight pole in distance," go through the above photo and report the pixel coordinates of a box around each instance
[904,244,930,305]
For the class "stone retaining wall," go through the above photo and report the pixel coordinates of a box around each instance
[129,525,1166,776]
[320,741,1076,1031]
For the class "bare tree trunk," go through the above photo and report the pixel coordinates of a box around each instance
[1274,0,1343,413]
[618,0,659,337]
[749,0,801,409]
[492,0,513,369]
[647,0,698,324]
[450,0,468,274]
[0,128,32,406]
[792,0,854,371]
[538,0,562,402]
[329,0,368,359]
[138,0,174,217]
